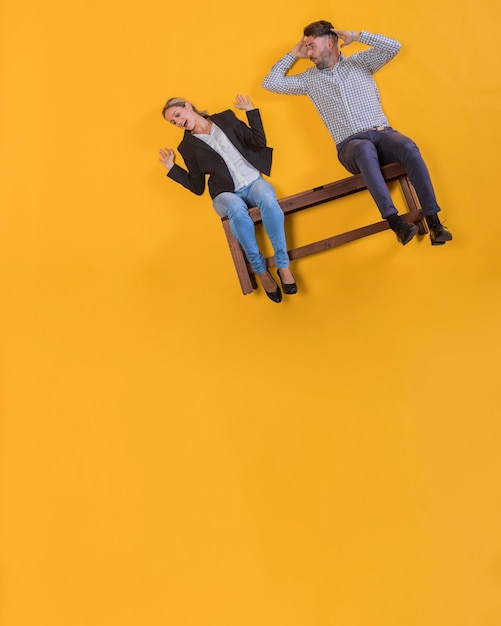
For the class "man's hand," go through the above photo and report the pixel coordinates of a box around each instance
[159,147,175,171]
[233,94,254,111]
[333,29,361,48]
[291,37,308,58]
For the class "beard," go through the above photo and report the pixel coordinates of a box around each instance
[312,52,332,70]
[314,59,329,70]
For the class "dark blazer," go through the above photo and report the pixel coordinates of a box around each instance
[167,108,273,199]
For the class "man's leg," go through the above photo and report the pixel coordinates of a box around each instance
[376,129,453,244]
[339,138,398,218]
[338,136,418,245]
[376,130,440,214]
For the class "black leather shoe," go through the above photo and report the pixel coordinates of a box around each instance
[265,285,282,303]
[393,221,419,246]
[277,268,298,295]
[429,223,453,246]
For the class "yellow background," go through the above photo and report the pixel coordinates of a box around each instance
[1,0,501,624]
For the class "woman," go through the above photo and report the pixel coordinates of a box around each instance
[158,94,297,302]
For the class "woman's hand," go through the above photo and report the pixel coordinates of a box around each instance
[158,147,175,170]
[233,94,254,111]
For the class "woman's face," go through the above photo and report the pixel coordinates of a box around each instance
[164,103,198,131]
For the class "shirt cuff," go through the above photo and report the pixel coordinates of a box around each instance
[358,30,370,45]
[283,52,298,66]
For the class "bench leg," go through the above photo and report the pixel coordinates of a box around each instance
[398,175,429,236]
[221,219,256,295]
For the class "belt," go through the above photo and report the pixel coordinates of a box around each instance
[372,125,388,131]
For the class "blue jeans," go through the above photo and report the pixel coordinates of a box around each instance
[337,128,441,218]
[212,176,290,274]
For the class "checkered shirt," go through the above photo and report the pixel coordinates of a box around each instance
[262,31,401,145]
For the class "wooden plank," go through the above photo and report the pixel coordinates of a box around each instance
[278,162,407,215]
[287,221,390,260]
[261,209,425,268]
[243,162,410,224]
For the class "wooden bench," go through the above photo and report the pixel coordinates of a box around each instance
[221,162,428,295]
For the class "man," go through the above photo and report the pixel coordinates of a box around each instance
[262,20,453,246]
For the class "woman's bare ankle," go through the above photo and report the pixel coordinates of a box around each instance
[277,267,294,284]
[257,270,278,292]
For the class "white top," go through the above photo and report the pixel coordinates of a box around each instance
[194,122,260,191]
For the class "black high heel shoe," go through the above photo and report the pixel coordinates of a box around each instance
[277,268,298,295]
[265,284,282,303]
[260,271,282,303]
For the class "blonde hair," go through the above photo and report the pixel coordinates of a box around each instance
[161,97,209,119]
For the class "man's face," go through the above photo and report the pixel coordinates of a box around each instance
[164,104,197,131]
[304,35,339,70]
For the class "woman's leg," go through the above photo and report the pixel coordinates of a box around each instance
[242,178,292,273]
[213,191,267,274]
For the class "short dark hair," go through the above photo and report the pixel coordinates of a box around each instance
[303,20,338,41]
